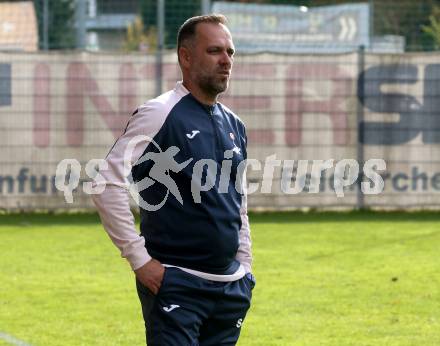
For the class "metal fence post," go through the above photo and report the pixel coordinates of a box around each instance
[369,0,374,49]
[42,0,49,50]
[155,0,165,97]
[75,0,87,49]
[356,45,365,209]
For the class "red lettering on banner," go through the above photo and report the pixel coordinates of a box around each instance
[33,63,50,147]
[164,64,181,90]
[140,63,180,95]
[285,64,352,146]
[152,62,275,146]
[223,64,276,145]
[247,129,275,144]
[119,63,137,115]
[231,63,275,79]
[140,63,155,79]
[25,61,276,147]
[220,96,270,109]
[141,63,180,86]
[66,62,135,146]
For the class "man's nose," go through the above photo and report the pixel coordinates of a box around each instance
[219,52,232,67]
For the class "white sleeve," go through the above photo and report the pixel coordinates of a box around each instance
[93,184,149,270]
[92,101,168,270]
[235,181,253,273]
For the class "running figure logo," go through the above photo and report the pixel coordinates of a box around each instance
[126,136,193,211]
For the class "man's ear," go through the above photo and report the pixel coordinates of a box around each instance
[178,46,191,69]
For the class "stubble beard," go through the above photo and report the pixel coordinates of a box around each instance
[197,73,229,99]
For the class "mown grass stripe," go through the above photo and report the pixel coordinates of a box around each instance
[0,332,32,346]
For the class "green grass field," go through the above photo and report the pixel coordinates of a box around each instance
[1,211,440,346]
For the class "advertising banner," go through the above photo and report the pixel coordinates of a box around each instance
[1,52,440,210]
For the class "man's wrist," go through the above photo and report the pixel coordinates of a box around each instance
[129,250,152,271]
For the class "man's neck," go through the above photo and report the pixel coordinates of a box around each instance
[182,81,217,106]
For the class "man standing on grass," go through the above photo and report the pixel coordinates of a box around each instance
[92,14,255,345]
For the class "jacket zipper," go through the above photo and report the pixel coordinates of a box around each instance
[208,105,222,162]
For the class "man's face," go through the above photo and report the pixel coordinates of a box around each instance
[188,22,235,97]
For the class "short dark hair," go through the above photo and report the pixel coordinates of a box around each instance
[177,14,228,52]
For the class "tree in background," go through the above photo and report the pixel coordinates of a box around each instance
[33,0,76,50]
[222,0,312,4]
[422,5,440,50]
[140,0,200,49]
[123,16,157,52]
[371,0,435,51]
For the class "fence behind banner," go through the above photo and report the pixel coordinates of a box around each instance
[1,0,440,210]
[1,50,440,210]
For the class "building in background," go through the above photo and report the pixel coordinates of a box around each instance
[82,0,201,51]
[85,0,138,50]
[0,0,437,52]
[0,1,38,52]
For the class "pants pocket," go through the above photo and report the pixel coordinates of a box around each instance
[243,272,256,291]
[155,267,169,296]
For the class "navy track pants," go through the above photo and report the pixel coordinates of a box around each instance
[136,266,255,345]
